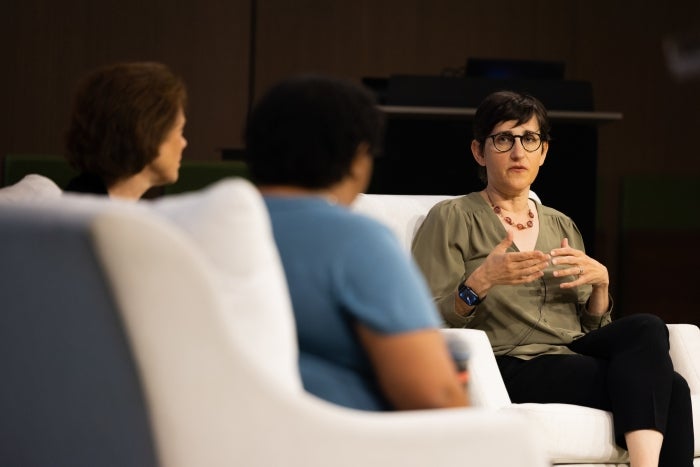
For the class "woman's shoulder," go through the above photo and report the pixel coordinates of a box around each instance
[538,202,582,235]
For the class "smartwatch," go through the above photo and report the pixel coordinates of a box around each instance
[458,283,483,306]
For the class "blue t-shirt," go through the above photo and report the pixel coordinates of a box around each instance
[264,196,442,411]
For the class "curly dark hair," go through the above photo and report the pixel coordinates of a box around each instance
[472,90,550,184]
[244,74,384,189]
[64,62,187,185]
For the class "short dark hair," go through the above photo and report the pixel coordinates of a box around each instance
[244,74,384,189]
[472,90,550,183]
[64,62,187,185]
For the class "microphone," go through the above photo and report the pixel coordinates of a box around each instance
[444,333,470,386]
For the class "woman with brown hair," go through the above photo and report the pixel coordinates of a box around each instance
[64,61,188,200]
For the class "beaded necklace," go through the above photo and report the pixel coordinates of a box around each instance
[485,192,535,230]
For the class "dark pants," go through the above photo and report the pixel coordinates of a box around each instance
[496,313,694,467]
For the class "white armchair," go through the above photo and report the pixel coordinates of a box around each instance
[0,176,549,467]
[352,192,700,466]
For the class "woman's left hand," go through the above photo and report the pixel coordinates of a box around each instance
[550,237,609,289]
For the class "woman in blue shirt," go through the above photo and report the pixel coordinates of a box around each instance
[244,74,468,411]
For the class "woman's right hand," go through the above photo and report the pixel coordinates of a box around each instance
[472,231,550,292]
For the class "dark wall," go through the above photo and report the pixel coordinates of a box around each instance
[1,0,250,163]
[2,0,699,323]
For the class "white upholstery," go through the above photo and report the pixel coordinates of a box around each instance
[0,176,549,467]
[0,174,62,202]
[351,194,459,251]
[352,192,700,466]
[440,328,511,408]
[670,324,700,463]
[0,176,300,393]
[148,180,301,390]
[89,178,550,467]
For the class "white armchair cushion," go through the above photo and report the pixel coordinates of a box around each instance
[11,177,302,392]
[507,403,628,463]
[149,178,302,392]
[668,323,700,456]
[352,194,457,251]
[669,324,700,393]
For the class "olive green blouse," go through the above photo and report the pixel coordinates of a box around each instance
[411,192,612,359]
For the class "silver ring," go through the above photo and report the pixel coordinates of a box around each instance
[578,267,584,275]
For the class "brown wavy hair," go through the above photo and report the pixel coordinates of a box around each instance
[64,62,187,185]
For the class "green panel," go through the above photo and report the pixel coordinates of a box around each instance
[3,154,77,188]
[620,175,700,230]
[163,160,250,195]
[4,155,251,195]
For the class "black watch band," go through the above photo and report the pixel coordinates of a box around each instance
[458,283,483,306]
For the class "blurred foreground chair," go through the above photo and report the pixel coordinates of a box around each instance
[0,198,158,466]
[0,176,549,467]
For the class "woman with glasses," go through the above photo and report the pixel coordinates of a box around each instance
[411,90,693,466]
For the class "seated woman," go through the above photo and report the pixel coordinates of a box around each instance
[63,61,188,200]
[411,89,694,466]
[244,74,468,411]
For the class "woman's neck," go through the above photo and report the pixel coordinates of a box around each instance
[482,187,531,212]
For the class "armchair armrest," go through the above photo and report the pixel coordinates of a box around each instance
[667,323,700,457]
[668,324,700,395]
[441,328,511,408]
[288,400,549,467]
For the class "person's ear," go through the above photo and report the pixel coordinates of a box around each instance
[471,139,486,167]
[350,143,372,178]
[332,143,373,206]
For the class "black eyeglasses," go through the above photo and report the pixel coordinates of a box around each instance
[487,131,543,153]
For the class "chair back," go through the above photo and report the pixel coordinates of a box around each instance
[92,179,313,466]
[0,203,159,467]
[352,193,457,250]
